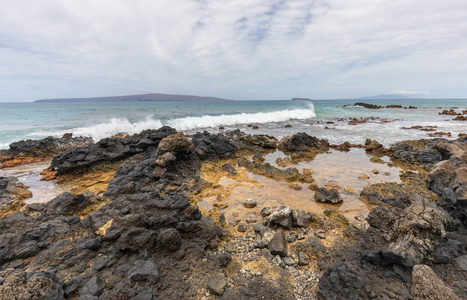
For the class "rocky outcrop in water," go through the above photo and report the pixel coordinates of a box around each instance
[390,138,465,168]
[0,135,93,168]
[278,132,329,152]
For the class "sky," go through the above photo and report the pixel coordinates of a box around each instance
[1,0,467,102]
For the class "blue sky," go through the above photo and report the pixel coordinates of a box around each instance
[1,0,467,102]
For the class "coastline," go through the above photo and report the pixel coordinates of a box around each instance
[0,123,466,298]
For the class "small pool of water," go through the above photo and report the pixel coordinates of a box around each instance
[0,161,65,204]
[198,149,404,223]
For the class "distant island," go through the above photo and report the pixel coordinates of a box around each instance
[33,93,231,103]
[291,97,311,100]
[358,94,415,100]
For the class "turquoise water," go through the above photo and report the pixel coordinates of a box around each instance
[1,99,466,148]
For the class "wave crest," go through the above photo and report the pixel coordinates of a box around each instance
[28,104,316,142]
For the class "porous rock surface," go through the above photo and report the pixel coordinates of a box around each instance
[48,126,177,175]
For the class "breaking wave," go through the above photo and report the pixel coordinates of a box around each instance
[27,104,316,142]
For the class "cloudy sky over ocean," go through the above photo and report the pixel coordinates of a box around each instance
[1,0,467,101]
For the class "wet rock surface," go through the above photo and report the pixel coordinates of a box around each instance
[314,187,343,204]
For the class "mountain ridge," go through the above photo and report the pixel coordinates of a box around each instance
[33,93,231,103]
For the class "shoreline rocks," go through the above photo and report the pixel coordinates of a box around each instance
[0,135,93,169]
[0,128,466,299]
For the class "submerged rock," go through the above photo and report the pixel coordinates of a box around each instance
[243,198,257,208]
[314,187,343,204]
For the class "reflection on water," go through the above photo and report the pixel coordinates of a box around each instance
[0,161,65,204]
[198,149,403,223]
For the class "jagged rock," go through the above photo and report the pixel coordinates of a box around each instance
[291,209,311,227]
[254,238,269,249]
[298,252,309,265]
[278,132,329,152]
[391,138,460,167]
[45,191,99,216]
[260,207,274,217]
[192,131,237,160]
[316,262,367,299]
[0,270,64,300]
[353,102,382,109]
[412,265,460,299]
[48,126,176,175]
[80,276,103,296]
[156,228,181,251]
[367,195,453,267]
[365,139,385,154]
[0,135,93,168]
[0,176,32,207]
[222,163,237,175]
[314,187,343,204]
[267,206,292,229]
[269,230,287,256]
[129,260,159,284]
[115,227,155,252]
[215,252,232,267]
[207,273,227,295]
[64,275,81,297]
[237,224,247,232]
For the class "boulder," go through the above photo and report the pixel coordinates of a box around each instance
[156,228,181,251]
[314,187,343,204]
[243,198,257,208]
[129,260,159,284]
[412,265,460,299]
[291,209,311,227]
[278,132,329,152]
[267,206,292,229]
[207,273,227,295]
[192,131,237,160]
[367,196,453,267]
[269,230,287,256]
[45,191,99,216]
[80,276,103,297]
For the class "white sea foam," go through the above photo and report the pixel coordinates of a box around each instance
[27,104,316,142]
[0,143,10,149]
[71,117,164,142]
[27,117,163,142]
[168,104,316,130]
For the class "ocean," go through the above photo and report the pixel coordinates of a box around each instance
[1,99,466,149]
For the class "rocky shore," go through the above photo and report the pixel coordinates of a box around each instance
[0,127,466,299]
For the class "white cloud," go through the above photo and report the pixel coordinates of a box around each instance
[0,0,467,101]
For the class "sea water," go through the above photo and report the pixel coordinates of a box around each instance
[1,99,466,149]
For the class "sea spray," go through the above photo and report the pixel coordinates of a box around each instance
[168,103,316,130]
[26,104,316,142]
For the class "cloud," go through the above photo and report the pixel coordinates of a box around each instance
[386,90,430,96]
[0,0,467,101]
